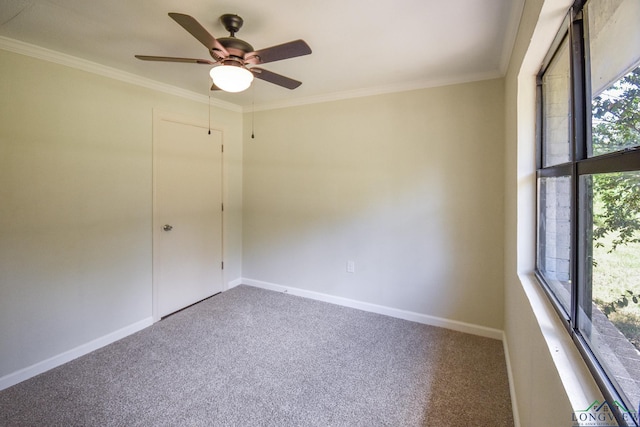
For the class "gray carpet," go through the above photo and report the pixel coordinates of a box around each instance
[0,285,514,426]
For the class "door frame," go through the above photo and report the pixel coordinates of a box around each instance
[151,109,224,322]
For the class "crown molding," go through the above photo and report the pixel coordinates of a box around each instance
[0,36,507,115]
[246,69,503,112]
[0,36,242,113]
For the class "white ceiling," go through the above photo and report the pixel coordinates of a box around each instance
[0,0,523,109]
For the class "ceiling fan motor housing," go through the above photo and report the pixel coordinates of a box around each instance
[217,37,254,58]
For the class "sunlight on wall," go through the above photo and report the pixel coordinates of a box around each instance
[243,79,505,329]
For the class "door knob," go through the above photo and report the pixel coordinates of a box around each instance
[163,224,173,231]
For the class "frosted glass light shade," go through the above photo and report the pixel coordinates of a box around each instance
[210,65,254,93]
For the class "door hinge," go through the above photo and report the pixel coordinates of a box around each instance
[221,203,224,212]
[221,145,224,153]
[221,261,224,270]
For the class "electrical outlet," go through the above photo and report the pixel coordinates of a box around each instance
[346,261,355,273]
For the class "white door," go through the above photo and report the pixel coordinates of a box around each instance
[153,112,223,320]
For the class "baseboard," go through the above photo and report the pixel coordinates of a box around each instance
[240,278,504,340]
[0,317,153,391]
[502,332,522,427]
[227,277,243,290]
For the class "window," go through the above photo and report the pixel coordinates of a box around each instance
[537,175,573,313]
[537,1,640,425]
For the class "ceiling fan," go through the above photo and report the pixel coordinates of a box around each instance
[135,13,312,93]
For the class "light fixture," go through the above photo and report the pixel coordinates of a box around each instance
[210,64,254,93]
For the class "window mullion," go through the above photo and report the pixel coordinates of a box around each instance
[569,7,587,332]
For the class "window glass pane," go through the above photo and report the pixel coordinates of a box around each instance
[587,0,640,157]
[591,66,640,157]
[537,176,572,313]
[542,36,572,167]
[578,172,640,414]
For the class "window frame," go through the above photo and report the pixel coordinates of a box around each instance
[536,2,640,426]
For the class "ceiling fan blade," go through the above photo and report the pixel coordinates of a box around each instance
[247,40,311,65]
[168,12,229,57]
[135,55,215,65]
[251,67,302,90]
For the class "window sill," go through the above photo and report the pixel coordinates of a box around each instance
[518,272,606,411]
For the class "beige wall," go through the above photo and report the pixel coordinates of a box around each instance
[242,80,505,330]
[0,49,243,379]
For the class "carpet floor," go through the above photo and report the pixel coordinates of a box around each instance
[0,285,514,426]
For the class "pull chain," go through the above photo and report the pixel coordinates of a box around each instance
[251,84,255,139]
[208,89,212,135]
